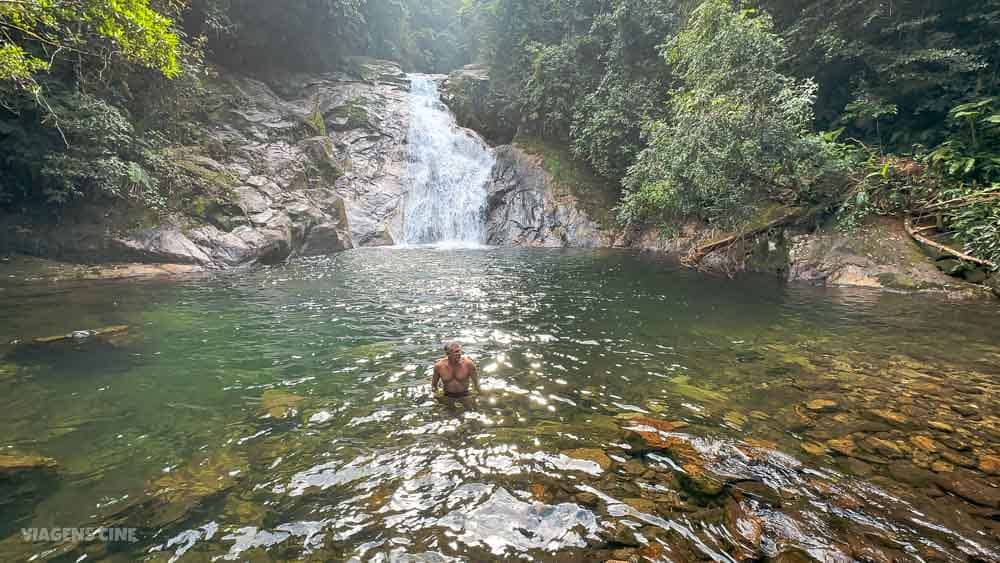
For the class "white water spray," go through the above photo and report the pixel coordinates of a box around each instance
[402,75,495,244]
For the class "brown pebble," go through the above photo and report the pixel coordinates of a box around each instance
[950,403,979,417]
[931,461,954,473]
[827,437,856,457]
[978,454,1000,476]
[910,435,938,452]
[927,421,954,433]
[940,450,978,469]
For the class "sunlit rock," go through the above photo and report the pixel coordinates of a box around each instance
[562,448,612,472]
[0,453,58,474]
[804,399,838,413]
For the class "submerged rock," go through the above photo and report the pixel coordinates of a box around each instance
[562,448,612,472]
[934,469,1000,508]
[0,454,58,475]
[260,389,305,419]
[106,451,247,529]
[804,399,838,413]
[33,324,129,344]
[978,454,1000,476]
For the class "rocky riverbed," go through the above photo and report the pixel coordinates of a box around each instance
[1,248,998,561]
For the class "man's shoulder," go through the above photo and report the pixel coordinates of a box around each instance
[462,356,477,367]
[433,358,447,369]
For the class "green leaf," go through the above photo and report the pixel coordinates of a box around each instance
[952,110,981,119]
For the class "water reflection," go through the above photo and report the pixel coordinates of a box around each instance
[0,248,998,561]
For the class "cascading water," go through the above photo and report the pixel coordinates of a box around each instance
[402,74,495,244]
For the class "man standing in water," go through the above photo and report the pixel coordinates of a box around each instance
[432,341,480,398]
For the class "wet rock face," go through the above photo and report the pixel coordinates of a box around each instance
[786,218,970,292]
[128,60,408,266]
[484,145,613,248]
[2,59,409,268]
[441,65,517,145]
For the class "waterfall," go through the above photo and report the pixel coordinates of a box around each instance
[402,74,495,245]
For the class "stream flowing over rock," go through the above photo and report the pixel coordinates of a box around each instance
[401,75,494,244]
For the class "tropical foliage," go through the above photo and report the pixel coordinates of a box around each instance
[1,0,998,268]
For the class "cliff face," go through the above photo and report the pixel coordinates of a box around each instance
[0,58,412,268]
[484,144,617,248]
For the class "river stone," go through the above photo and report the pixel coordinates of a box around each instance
[910,435,938,452]
[623,497,656,514]
[950,403,980,417]
[800,442,827,456]
[927,421,955,433]
[723,411,748,428]
[628,416,681,433]
[621,460,646,476]
[805,399,838,413]
[870,409,909,427]
[105,451,247,530]
[863,436,905,459]
[530,482,551,503]
[574,492,599,507]
[962,267,988,283]
[931,460,954,473]
[888,463,936,487]
[827,437,857,457]
[940,449,977,469]
[978,454,1000,476]
[935,258,964,276]
[839,457,875,477]
[0,454,58,475]
[935,469,1000,507]
[562,448,612,472]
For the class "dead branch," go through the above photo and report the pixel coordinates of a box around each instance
[904,217,997,270]
[682,205,825,267]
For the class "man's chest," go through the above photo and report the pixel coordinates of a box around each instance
[440,364,470,381]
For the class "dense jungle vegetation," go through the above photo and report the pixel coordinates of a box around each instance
[1,0,999,266]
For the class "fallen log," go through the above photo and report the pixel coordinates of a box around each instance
[33,325,130,344]
[903,218,997,270]
[683,205,824,267]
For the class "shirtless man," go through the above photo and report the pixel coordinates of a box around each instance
[431,341,480,398]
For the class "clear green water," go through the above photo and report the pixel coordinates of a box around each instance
[1,248,998,562]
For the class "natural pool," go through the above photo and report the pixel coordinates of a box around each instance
[1,248,998,561]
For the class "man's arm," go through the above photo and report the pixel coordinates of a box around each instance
[431,364,440,393]
[469,359,480,393]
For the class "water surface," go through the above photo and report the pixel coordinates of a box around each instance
[1,248,998,561]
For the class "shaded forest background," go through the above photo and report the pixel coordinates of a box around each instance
[1,0,999,265]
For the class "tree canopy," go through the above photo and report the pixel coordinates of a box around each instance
[1,0,998,266]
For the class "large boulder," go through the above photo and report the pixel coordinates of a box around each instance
[441,65,518,145]
[786,218,975,292]
[484,142,617,248]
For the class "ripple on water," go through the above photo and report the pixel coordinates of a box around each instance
[0,248,999,561]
